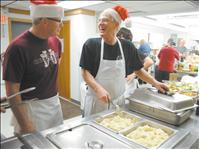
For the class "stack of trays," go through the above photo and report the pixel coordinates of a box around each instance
[127,88,197,125]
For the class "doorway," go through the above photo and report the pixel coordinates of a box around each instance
[58,21,71,99]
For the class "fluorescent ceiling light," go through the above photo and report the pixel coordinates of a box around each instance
[132,17,188,32]
[148,11,199,19]
[58,1,104,9]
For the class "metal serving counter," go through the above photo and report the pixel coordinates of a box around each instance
[1,108,198,149]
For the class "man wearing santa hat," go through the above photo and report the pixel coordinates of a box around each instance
[80,5,168,117]
[3,0,64,134]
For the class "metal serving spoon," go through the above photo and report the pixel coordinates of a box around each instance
[6,87,36,100]
[1,87,36,108]
[108,98,120,112]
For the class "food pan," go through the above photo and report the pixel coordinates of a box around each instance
[128,99,193,125]
[120,121,176,149]
[47,123,132,148]
[95,111,141,133]
[129,88,195,112]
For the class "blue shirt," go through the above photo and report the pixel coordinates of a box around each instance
[138,43,151,56]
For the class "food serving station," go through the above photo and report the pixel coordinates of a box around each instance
[1,87,199,149]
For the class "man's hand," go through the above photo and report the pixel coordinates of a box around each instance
[20,121,36,134]
[153,81,169,93]
[126,73,136,83]
[0,107,6,113]
[95,85,110,103]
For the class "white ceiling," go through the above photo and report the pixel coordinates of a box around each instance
[1,1,199,32]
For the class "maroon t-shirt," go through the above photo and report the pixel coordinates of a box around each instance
[3,30,61,100]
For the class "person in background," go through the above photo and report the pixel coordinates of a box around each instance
[79,5,168,117]
[117,27,153,87]
[156,38,180,82]
[177,39,188,58]
[2,0,64,135]
[138,39,151,56]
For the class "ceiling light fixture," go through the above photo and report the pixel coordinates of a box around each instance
[58,1,105,10]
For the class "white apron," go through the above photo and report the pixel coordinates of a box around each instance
[80,81,88,112]
[83,38,126,117]
[124,78,139,98]
[11,95,63,134]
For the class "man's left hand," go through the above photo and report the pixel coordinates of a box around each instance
[154,81,169,93]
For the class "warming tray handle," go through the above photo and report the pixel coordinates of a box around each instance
[129,98,164,110]
[85,140,104,149]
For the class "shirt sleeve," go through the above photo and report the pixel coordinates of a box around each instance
[175,50,180,60]
[138,50,146,63]
[125,41,143,75]
[3,45,26,83]
[80,40,90,70]
[79,39,100,77]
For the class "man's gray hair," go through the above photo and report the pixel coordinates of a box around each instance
[32,18,42,25]
[100,8,122,25]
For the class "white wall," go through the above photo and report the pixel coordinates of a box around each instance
[65,14,97,102]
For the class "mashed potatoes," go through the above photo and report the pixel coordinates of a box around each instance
[98,114,139,132]
[126,125,170,148]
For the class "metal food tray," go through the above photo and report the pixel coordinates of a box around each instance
[129,88,196,112]
[46,123,132,149]
[119,120,189,149]
[128,99,193,125]
[94,111,142,133]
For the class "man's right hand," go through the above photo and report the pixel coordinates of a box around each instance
[126,73,136,83]
[95,85,110,103]
[0,107,6,113]
[20,121,36,134]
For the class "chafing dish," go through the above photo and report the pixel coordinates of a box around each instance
[94,111,141,133]
[92,110,190,149]
[127,88,197,125]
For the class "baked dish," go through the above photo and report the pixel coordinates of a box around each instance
[97,112,140,132]
[126,125,170,148]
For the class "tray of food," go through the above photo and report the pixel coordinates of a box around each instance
[179,91,198,98]
[94,111,142,133]
[120,121,176,149]
[165,81,199,95]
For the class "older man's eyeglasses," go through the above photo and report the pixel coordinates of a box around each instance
[98,18,113,23]
[47,18,63,23]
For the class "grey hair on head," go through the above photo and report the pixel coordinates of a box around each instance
[100,8,122,25]
[32,18,42,25]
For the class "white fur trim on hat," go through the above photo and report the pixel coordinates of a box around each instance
[30,4,64,18]
[125,17,132,28]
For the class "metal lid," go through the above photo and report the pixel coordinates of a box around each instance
[128,88,196,112]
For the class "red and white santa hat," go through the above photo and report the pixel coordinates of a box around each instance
[30,0,64,19]
[112,5,132,28]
